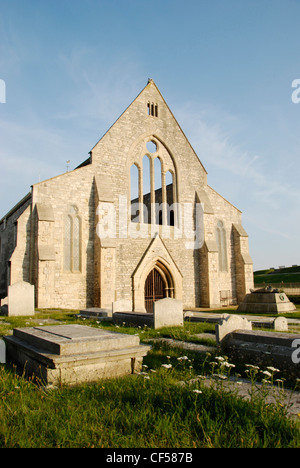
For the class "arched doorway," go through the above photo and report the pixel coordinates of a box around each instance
[144,263,174,313]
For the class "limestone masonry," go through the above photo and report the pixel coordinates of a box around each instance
[0,79,253,311]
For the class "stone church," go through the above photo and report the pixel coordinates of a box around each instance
[0,79,253,312]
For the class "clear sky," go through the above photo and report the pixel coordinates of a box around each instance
[0,0,300,271]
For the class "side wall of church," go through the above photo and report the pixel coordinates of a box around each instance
[0,196,32,299]
[31,165,95,309]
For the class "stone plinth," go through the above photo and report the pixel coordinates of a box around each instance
[237,291,296,314]
[4,324,151,386]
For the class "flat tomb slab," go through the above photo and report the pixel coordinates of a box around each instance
[4,325,151,386]
[12,324,140,356]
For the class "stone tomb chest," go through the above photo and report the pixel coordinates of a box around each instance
[4,324,151,386]
[237,288,296,314]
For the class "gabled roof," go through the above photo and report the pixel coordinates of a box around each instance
[88,79,207,174]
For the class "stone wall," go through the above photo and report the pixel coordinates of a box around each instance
[0,194,32,298]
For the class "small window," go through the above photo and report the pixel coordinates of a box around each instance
[147,102,158,117]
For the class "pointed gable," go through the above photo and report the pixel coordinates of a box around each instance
[89,79,207,187]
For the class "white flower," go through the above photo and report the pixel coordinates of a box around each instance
[215,356,225,361]
[221,362,235,368]
[261,370,272,377]
[212,374,227,380]
[150,369,157,373]
[266,366,280,373]
[144,375,150,380]
[193,389,202,394]
[161,364,172,369]
[177,356,189,361]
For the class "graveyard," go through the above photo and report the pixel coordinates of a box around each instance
[0,299,300,448]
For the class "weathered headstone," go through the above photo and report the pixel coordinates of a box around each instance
[153,298,183,330]
[273,316,288,331]
[216,314,252,344]
[1,281,34,317]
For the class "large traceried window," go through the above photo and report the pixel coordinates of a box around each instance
[130,138,177,227]
[216,220,228,272]
[64,206,82,272]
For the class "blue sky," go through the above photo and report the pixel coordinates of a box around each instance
[0,0,300,271]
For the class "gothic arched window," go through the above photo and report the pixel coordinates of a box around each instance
[216,220,228,272]
[64,206,82,272]
[129,138,177,226]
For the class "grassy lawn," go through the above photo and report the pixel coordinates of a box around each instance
[254,266,300,285]
[0,309,300,448]
[254,273,300,284]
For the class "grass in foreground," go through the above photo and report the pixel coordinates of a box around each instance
[0,310,299,448]
[0,353,299,448]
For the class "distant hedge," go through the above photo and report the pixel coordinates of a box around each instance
[287,295,300,305]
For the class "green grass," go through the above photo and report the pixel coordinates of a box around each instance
[0,310,300,448]
[254,266,300,285]
[254,273,300,284]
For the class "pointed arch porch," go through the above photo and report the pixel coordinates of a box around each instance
[132,236,183,313]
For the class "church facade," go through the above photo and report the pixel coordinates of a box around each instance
[0,79,253,312]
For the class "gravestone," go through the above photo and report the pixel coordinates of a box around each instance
[4,324,151,386]
[153,298,183,330]
[273,316,288,331]
[1,281,34,317]
[216,314,252,344]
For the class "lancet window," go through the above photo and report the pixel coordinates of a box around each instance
[130,139,177,226]
[64,206,82,272]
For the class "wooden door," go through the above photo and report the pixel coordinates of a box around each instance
[144,268,166,313]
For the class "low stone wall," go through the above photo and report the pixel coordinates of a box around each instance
[113,311,154,328]
[221,329,300,379]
